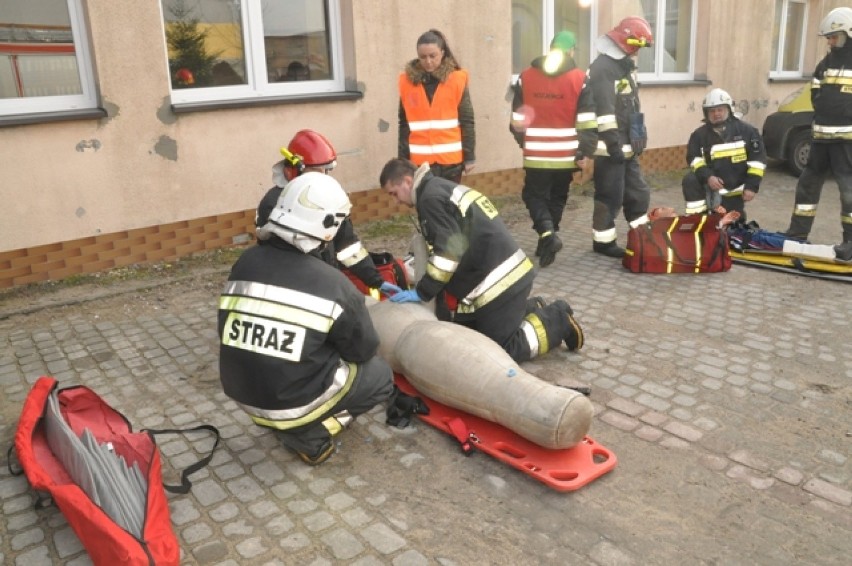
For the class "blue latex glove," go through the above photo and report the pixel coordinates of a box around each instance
[379,281,403,297]
[388,289,422,303]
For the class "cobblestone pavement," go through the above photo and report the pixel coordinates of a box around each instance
[1,167,850,565]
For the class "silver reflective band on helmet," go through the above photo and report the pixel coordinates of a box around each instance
[819,7,852,37]
[703,88,733,110]
[267,171,352,243]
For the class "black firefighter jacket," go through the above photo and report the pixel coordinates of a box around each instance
[811,41,852,142]
[412,170,534,316]
[218,240,379,417]
[686,117,767,193]
[586,54,641,159]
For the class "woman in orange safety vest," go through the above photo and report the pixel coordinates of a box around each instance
[398,29,476,184]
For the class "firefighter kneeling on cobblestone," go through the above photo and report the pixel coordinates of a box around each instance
[219,172,394,466]
[379,158,584,363]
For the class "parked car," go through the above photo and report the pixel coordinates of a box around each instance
[762,86,813,177]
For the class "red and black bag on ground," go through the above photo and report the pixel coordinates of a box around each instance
[623,213,731,274]
[343,251,410,295]
[9,376,219,566]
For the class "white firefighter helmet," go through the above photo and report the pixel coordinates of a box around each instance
[819,7,852,37]
[264,172,352,252]
[703,88,734,112]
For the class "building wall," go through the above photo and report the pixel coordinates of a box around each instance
[0,0,845,288]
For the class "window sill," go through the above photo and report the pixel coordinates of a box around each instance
[768,76,813,83]
[0,107,108,128]
[636,79,712,88]
[171,90,364,114]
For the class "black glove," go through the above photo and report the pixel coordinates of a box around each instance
[385,386,430,428]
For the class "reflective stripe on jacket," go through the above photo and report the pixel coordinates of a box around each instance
[412,167,533,313]
[811,43,852,141]
[587,54,641,158]
[400,69,467,165]
[685,117,766,192]
[218,243,379,429]
[515,66,592,169]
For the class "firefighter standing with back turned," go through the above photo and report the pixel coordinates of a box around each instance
[510,30,598,267]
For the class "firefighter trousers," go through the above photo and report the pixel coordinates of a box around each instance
[786,142,852,243]
[592,156,651,243]
[521,168,574,234]
[275,356,393,456]
[452,277,567,364]
[682,171,747,220]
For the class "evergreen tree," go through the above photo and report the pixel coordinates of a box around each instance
[165,1,218,88]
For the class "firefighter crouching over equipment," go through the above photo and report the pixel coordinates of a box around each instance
[219,173,394,466]
[257,129,402,299]
[511,30,598,267]
[379,158,584,364]
[682,88,766,220]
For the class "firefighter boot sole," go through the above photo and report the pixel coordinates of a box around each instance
[296,439,335,466]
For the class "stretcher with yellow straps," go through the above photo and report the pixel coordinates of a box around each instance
[725,219,852,282]
[731,244,852,283]
[730,246,852,282]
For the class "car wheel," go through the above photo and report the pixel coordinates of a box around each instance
[785,129,811,177]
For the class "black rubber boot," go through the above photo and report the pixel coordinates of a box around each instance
[539,233,563,267]
[835,241,852,261]
[593,241,625,258]
[552,299,584,351]
[296,439,335,466]
[525,295,547,315]
[784,215,814,240]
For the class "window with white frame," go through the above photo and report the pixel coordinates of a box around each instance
[770,0,807,77]
[636,0,695,82]
[161,0,345,105]
[0,0,98,117]
[511,0,595,77]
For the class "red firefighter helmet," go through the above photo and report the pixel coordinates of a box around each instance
[282,129,337,181]
[606,16,654,56]
[174,68,195,86]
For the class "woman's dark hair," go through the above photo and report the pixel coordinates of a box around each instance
[416,29,461,69]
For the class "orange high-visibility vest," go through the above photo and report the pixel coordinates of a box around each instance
[399,69,467,165]
[517,67,585,169]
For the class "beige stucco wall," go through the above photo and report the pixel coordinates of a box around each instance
[0,0,847,254]
[0,0,517,252]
